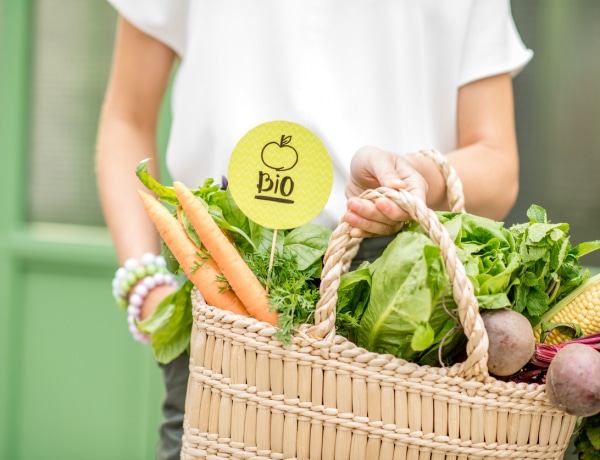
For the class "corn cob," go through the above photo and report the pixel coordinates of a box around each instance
[534,273,600,344]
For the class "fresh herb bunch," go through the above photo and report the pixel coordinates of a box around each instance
[246,251,322,344]
[509,205,600,324]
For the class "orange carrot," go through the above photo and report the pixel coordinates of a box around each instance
[137,189,249,317]
[173,181,279,325]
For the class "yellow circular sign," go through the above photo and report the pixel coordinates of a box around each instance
[228,121,333,230]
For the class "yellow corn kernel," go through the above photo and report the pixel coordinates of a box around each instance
[534,273,600,345]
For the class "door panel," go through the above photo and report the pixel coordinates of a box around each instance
[14,260,162,459]
[0,1,166,459]
[2,228,165,460]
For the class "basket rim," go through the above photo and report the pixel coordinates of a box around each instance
[191,288,558,405]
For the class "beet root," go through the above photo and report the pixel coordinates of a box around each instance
[481,308,535,377]
[545,343,600,417]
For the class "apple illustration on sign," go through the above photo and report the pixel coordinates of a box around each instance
[261,135,298,171]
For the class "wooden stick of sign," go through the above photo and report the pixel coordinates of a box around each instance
[266,229,278,293]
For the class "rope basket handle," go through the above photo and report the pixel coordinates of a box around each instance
[308,149,490,381]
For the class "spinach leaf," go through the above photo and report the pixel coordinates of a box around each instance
[137,280,194,364]
[335,263,372,342]
[356,232,448,360]
[283,224,331,272]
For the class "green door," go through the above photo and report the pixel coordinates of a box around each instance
[0,2,166,459]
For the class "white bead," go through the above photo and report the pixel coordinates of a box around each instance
[127,304,141,315]
[124,258,139,271]
[134,284,149,297]
[129,293,143,307]
[115,267,127,280]
[141,252,156,265]
[143,276,157,289]
[116,253,169,345]
[128,313,150,343]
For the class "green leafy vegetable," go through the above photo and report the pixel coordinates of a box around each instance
[336,205,600,367]
[355,232,448,361]
[334,263,371,343]
[136,280,194,364]
[575,414,600,460]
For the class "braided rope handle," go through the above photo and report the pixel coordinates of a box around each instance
[307,150,490,380]
[412,148,465,214]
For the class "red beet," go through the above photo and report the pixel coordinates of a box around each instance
[481,309,535,377]
[545,343,600,417]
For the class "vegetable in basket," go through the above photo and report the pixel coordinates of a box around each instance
[534,273,600,345]
[514,332,600,459]
[134,159,331,364]
[512,334,600,460]
[335,205,600,371]
[137,188,250,317]
[173,181,277,325]
[545,342,600,417]
[480,308,536,377]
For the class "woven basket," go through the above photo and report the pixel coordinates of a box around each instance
[181,151,577,460]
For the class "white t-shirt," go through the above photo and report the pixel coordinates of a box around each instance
[109,0,533,228]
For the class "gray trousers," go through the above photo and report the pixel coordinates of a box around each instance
[156,235,395,459]
[157,352,189,460]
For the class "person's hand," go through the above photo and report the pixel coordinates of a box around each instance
[344,146,428,238]
[140,284,179,321]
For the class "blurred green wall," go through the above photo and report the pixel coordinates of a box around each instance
[0,1,598,459]
[0,2,166,459]
[508,1,600,270]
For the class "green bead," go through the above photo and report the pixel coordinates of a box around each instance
[125,272,137,286]
[116,297,128,310]
[134,266,147,278]
[146,264,158,275]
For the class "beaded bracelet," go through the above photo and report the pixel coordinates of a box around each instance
[112,252,178,343]
[112,253,169,309]
[126,271,179,344]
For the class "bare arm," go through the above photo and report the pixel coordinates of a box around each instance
[96,16,177,317]
[345,73,519,237]
[412,72,519,218]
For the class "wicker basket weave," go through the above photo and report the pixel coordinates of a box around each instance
[181,151,577,460]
